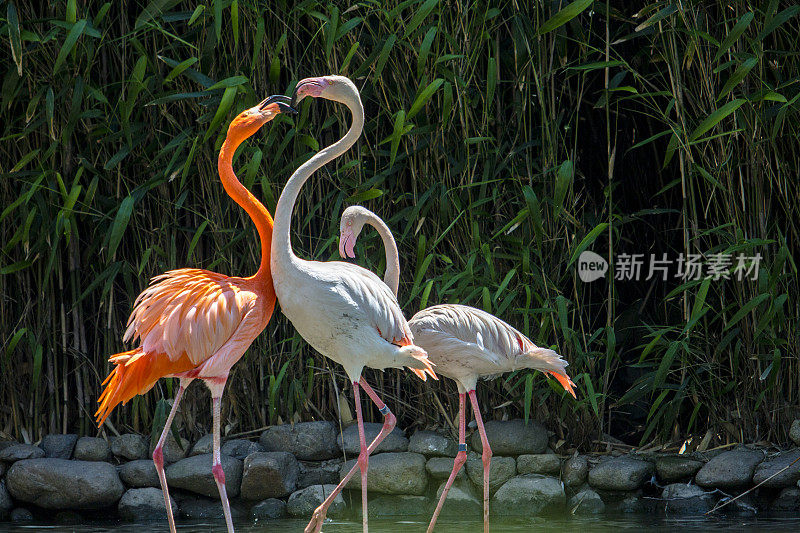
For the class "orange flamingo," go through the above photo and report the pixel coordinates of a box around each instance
[95,95,295,533]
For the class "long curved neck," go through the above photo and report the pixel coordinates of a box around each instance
[366,215,400,296]
[217,133,274,282]
[273,97,364,267]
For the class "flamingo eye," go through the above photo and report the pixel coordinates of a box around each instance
[347,221,352,226]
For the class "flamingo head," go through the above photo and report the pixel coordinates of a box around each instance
[292,75,358,106]
[228,94,296,139]
[339,205,369,259]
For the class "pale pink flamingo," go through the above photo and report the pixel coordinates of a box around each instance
[338,205,577,533]
[271,75,436,533]
[95,95,296,533]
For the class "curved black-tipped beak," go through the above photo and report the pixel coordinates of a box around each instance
[258,94,297,114]
[291,79,322,108]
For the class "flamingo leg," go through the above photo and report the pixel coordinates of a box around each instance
[427,392,467,533]
[211,388,234,533]
[305,377,396,533]
[353,381,369,532]
[153,378,190,533]
[468,389,491,533]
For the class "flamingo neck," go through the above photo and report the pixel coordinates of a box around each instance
[272,96,365,268]
[366,215,400,296]
[217,133,274,282]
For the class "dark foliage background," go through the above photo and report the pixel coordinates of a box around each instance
[1,0,798,450]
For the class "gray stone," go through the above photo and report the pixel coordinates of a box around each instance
[695,449,763,488]
[661,483,714,514]
[433,479,481,516]
[286,484,345,518]
[0,443,45,462]
[470,420,548,456]
[7,458,124,509]
[0,440,17,452]
[111,434,148,461]
[338,423,408,455]
[0,462,5,478]
[517,454,561,475]
[563,455,589,488]
[491,474,565,515]
[10,508,33,522]
[221,439,265,461]
[588,456,653,491]
[151,433,189,464]
[177,494,247,520]
[340,452,427,495]
[771,487,800,511]
[190,434,213,456]
[567,487,605,514]
[655,455,704,481]
[790,420,800,447]
[298,459,343,488]
[752,450,800,488]
[466,453,516,492]
[604,490,654,514]
[118,487,177,521]
[426,456,467,481]
[260,421,340,461]
[240,452,299,500]
[0,480,12,518]
[408,430,457,457]
[118,459,160,488]
[73,437,110,462]
[165,453,242,498]
[40,434,78,459]
[252,498,286,520]
[364,495,430,517]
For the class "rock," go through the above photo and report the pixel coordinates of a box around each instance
[151,433,189,464]
[165,453,242,498]
[40,434,78,459]
[364,495,430,517]
[771,487,800,511]
[298,459,343,488]
[790,420,800,447]
[240,452,299,500]
[177,494,247,520]
[433,479,481,516]
[73,437,111,462]
[111,434,148,461]
[191,434,213,456]
[563,455,589,488]
[7,458,124,509]
[10,507,33,521]
[568,487,605,514]
[408,430,457,457]
[588,456,653,491]
[655,455,704,482]
[0,462,5,478]
[340,452,427,495]
[221,439,265,461]
[695,449,763,488]
[118,459,160,488]
[260,421,340,461]
[466,453,516,492]
[251,498,286,520]
[426,457,467,481]
[752,450,800,488]
[517,454,561,475]
[661,483,714,513]
[118,487,177,521]
[0,480,12,519]
[286,484,345,517]
[604,490,655,514]
[338,423,408,455]
[491,474,565,515]
[470,420,548,456]
[0,443,45,462]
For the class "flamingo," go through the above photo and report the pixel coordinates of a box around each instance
[95,95,296,533]
[338,205,577,533]
[271,75,436,533]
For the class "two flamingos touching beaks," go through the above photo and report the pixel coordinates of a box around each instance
[94,75,577,533]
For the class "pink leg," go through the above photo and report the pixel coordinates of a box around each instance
[211,391,234,533]
[305,377,396,533]
[469,389,491,533]
[354,382,369,532]
[427,392,467,533]
[153,379,190,533]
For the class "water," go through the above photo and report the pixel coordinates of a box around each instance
[3,516,800,532]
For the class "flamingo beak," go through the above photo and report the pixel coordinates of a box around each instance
[257,94,297,114]
[339,230,356,259]
[291,78,325,108]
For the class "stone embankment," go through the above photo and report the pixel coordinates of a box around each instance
[2,419,800,523]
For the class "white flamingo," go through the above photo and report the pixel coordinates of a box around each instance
[338,205,577,533]
[271,76,436,533]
